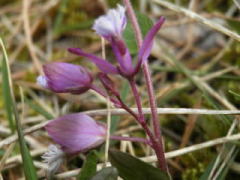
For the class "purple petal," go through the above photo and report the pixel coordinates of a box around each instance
[137,17,165,66]
[68,48,118,74]
[45,113,106,154]
[43,62,93,93]
[110,39,134,75]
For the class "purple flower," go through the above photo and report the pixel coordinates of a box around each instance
[92,4,126,40]
[37,62,93,94]
[45,113,106,154]
[92,4,134,75]
[69,4,165,78]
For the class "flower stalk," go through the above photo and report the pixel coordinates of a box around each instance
[90,84,121,107]
[129,78,168,172]
[123,0,168,172]
[129,79,145,123]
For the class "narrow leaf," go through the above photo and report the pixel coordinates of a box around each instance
[0,38,37,180]
[229,90,240,99]
[199,157,216,180]
[227,19,240,34]
[78,151,97,180]
[1,38,15,132]
[53,0,68,34]
[25,98,54,120]
[91,167,118,180]
[200,145,239,180]
[109,150,169,180]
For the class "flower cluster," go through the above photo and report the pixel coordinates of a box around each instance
[38,5,164,95]
[68,5,164,78]
[38,4,165,176]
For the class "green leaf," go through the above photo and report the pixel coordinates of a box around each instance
[218,149,239,180]
[25,98,54,120]
[199,157,216,180]
[78,151,98,180]
[0,38,37,180]
[123,23,138,54]
[229,90,240,99]
[1,38,15,133]
[227,19,240,34]
[53,0,68,34]
[91,167,118,180]
[109,150,170,180]
[137,12,154,36]
[123,12,153,54]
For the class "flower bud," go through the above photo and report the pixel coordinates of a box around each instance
[37,62,93,94]
[45,113,106,154]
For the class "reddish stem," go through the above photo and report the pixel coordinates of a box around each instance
[129,79,145,123]
[116,91,157,152]
[116,95,139,120]
[142,65,161,141]
[90,85,120,106]
[129,79,167,172]
[123,0,168,172]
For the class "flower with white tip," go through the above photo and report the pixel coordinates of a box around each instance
[69,5,165,77]
[45,113,107,154]
[93,4,126,39]
[36,62,93,94]
[69,15,165,77]
[42,144,65,179]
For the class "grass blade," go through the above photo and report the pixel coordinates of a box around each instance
[0,38,37,180]
[25,98,54,120]
[229,90,240,99]
[1,38,15,133]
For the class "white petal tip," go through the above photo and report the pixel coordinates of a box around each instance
[37,75,48,88]
[93,4,126,38]
[42,144,65,178]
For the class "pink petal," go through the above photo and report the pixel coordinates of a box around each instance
[137,17,165,66]
[110,39,134,76]
[45,113,106,154]
[68,48,118,74]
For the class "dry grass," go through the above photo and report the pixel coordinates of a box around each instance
[1,0,240,179]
